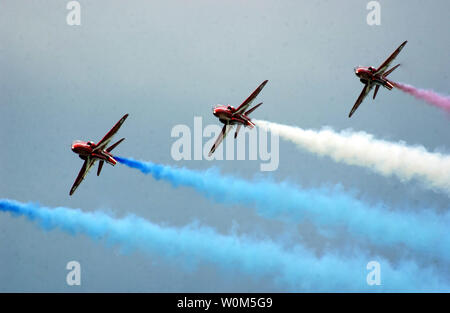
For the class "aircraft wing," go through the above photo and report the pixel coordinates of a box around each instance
[348,83,373,118]
[94,114,129,152]
[375,41,407,75]
[208,124,233,157]
[69,157,96,195]
[235,80,268,115]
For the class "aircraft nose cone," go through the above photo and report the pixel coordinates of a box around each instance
[71,142,80,153]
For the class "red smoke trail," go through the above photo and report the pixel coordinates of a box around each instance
[393,82,450,113]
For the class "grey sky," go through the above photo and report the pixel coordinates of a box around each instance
[0,0,449,291]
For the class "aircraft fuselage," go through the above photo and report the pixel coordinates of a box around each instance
[71,140,116,165]
[212,105,254,127]
[355,66,394,90]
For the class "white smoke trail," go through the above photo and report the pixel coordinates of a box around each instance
[254,120,450,194]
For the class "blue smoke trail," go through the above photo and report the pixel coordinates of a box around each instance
[0,198,447,291]
[115,156,450,263]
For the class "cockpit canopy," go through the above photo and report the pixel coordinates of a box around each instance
[212,104,233,113]
[71,140,83,147]
[71,140,95,150]
[212,104,235,116]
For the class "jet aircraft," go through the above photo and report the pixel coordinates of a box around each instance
[349,41,407,117]
[69,114,128,195]
[209,80,268,156]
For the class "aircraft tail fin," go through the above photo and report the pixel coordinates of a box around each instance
[101,138,125,175]
[373,85,380,99]
[97,161,104,176]
[106,138,125,152]
[245,102,262,116]
[384,64,400,77]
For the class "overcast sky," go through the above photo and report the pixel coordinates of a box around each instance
[0,0,449,291]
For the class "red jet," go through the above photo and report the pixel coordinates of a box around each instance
[69,114,128,195]
[209,80,268,156]
[349,40,407,117]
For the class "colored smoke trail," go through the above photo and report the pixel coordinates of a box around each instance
[254,120,450,195]
[115,156,450,263]
[394,82,450,112]
[0,198,447,291]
